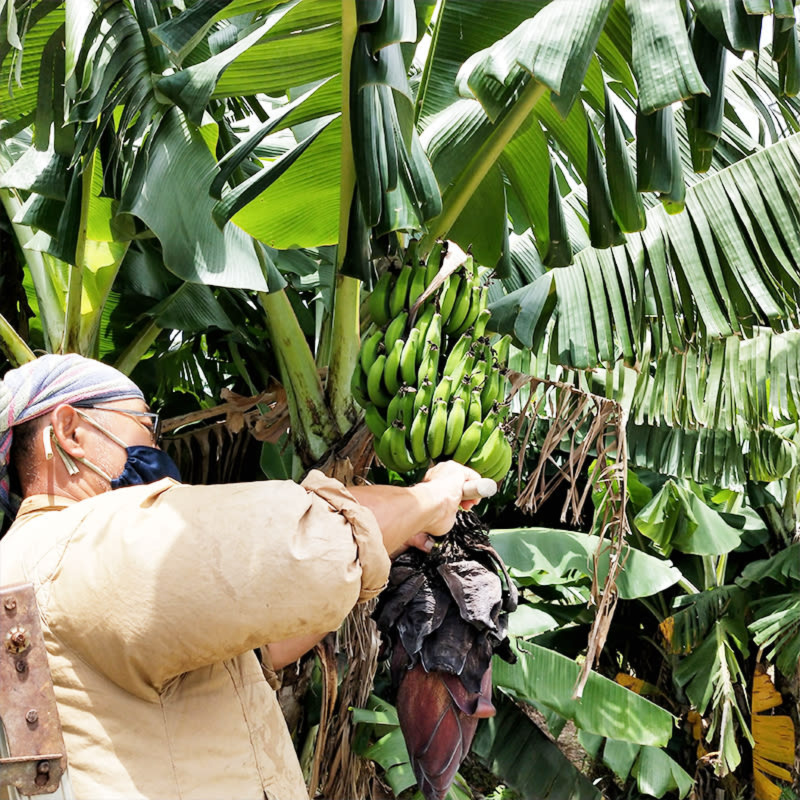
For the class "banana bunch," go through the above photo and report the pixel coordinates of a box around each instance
[352,254,514,481]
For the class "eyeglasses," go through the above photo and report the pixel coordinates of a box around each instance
[77,405,162,444]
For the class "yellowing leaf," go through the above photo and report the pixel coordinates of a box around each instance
[752,716,796,764]
[615,673,658,695]
[752,664,783,713]
[752,664,796,800]
[754,769,783,800]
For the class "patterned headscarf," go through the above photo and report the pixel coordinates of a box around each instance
[0,354,144,516]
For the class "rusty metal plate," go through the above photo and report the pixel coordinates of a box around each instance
[0,583,66,795]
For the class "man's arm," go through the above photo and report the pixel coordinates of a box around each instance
[349,461,481,557]
[267,632,329,670]
[265,462,482,667]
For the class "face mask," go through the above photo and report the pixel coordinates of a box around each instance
[110,445,182,488]
[43,411,182,488]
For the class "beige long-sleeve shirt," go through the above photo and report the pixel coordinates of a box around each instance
[0,471,390,800]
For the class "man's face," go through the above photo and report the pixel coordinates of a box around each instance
[74,398,158,484]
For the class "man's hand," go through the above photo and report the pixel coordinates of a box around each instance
[404,461,482,553]
[349,461,485,558]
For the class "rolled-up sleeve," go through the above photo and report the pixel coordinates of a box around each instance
[46,474,390,698]
[300,470,389,601]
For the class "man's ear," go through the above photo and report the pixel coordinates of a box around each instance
[50,405,86,458]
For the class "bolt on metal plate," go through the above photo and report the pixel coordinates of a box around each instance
[1,583,66,795]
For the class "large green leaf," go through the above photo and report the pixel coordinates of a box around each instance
[456,0,614,117]
[492,133,800,370]
[147,283,235,333]
[749,593,800,677]
[633,480,743,556]
[493,639,675,746]
[0,2,65,122]
[472,692,601,800]
[490,527,682,599]
[118,110,270,290]
[738,542,800,586]
[673,618,750,775]
[630,746,694,799]
[626,0,708,113]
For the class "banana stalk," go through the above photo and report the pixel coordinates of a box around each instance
[62,152,95,354]
[417,79,547,258]
[0,313,35,366]
[326,275,362,431]
[0,185,64,351]
[114,320,163,376]
[258,288,341,462]
[325,0,361,433]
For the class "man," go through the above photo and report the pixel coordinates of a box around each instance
[0,354,480,799]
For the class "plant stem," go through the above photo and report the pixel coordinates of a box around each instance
[0,313,35,366]
[417,78,547,257]
[258,288,340,462]
[62,152,96,354]
[326,0,361,433]
[0,188,64,351]
[114,320,163,376]
[327,275,361,431]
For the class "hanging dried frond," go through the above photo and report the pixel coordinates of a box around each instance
[512,374,629,698]
[160,387,290,484]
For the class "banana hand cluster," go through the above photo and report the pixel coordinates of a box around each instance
[353,255,514,481]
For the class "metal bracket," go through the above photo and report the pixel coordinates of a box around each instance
[0,584,66,795]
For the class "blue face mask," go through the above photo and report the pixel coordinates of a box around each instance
[110,446,182,488]
[44,412,182,488]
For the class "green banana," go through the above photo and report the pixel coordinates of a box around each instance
[383,338,404,396]
[367,353,392,407]
[386,390,405,426]
[416,344,440,386]
[407,264,428,308]
[452,420,483,464]
[467,389,483,428]
[400,328,422,387]
[389,265,413,318]
[414,378,434,415]
[450,374,472,405]
[351,361,370,408]
[424,312,442,350]
[443,396,466,456]
[409,405,430,465]
[438,272,461,326]
[425,241,445,286]
[451,284,483,338]
[411,303,436,354]
[493,334,512,369]
[442,333,473,378]
[448,351,476,391]
[426,398,448,459]
[385,421,419,472]
[373,424,393,468]
[364,403,388,438]
[469,357,490,389]
[480,368,501,415]
[472,306,491,340]
[359,329,384,374]
[384,311,409,352]
[467,426,508,477]
[400,386,417,429]
[368,270,393,327]
[484,436,513,482]
[432,375,454,405]
[479,406,502,446]
[444,273,475,334]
